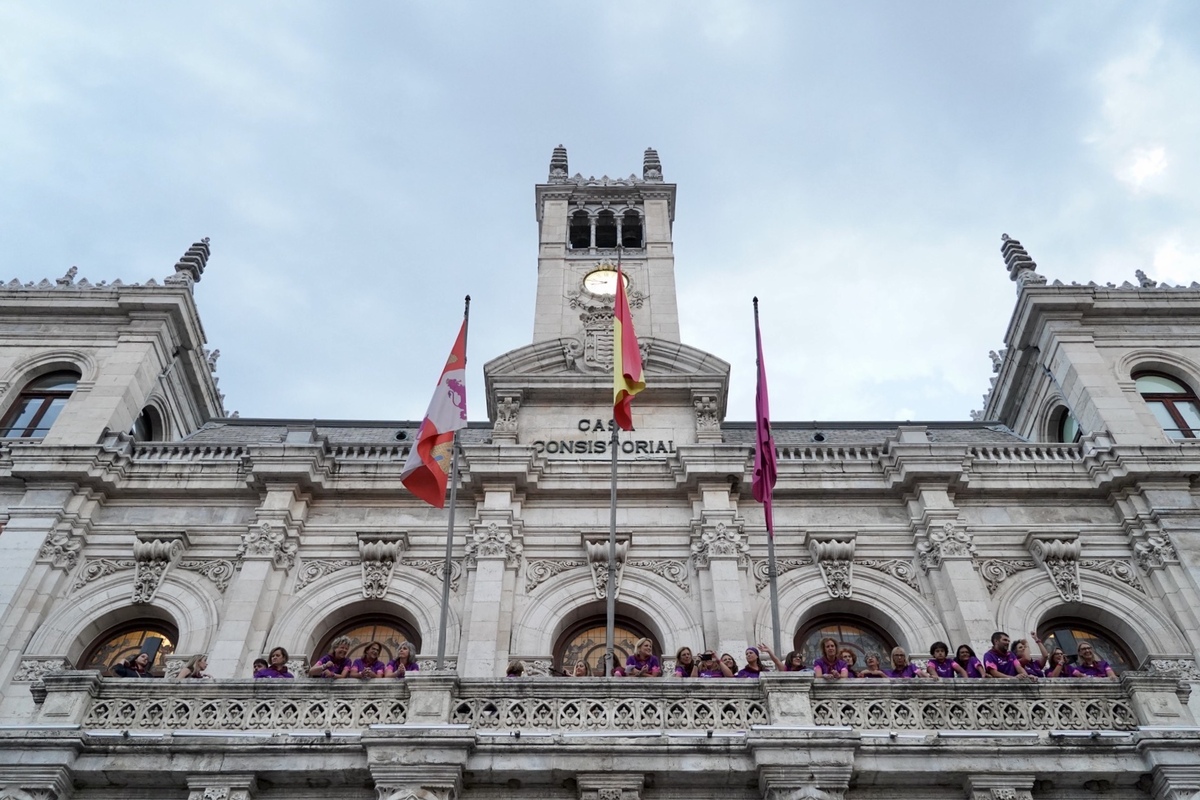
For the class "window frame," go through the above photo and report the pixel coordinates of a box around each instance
[312,614,420,666]
[794,614,896,667]
[1037,618,1135,674]
[553,616,658,676]
[1134,370,1200,440]
[79,621,179,676]
[0,370,80,439]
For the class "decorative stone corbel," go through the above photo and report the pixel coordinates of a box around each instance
[583,532,630,600]
[492,394,521,441]
[915,521,975,572]
[690,520,749,569]
[357,532,408,599]
[1150,765,1200,800]
[464,522,522,569]
[759,765,851,800]
[372,766,461,800]
[577,773,643,800]
[806,532,856,598]
[36,528,84,571]
[186,774,256,800]
[0,768,74,800]
[1026,532,1081,602]
[692,393,721,442]
[238,521,298,572]
[131,531,188,604]
[1133,528,1179,573]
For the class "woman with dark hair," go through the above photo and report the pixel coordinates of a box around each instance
[838,647,859,677]
[254,647,293,679]
[308,635,353,679]
[112,652,152,678]
[673,647,697,678]
[780,650,807,672]
[813,637,848,679]
[736,647,766,678]
[351,641,387,679]
[926,642,967,679]
[1044,647,1069,678]
[386,641,419,678]
[955,644,985,678]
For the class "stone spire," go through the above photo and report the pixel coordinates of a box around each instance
[171,238,211,284]
[643,147,663,182]
[1000,233,1045,293]
[548,144,569,183]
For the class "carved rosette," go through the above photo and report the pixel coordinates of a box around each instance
[577,773,643,800]
[585,538,628,599]
[464,523,521,569]
[1134,530,1179,573]
[358,533,408,599]
[132,537,186,604]
[37,529,83,570]
[1028,536,1082,602]
[238,521,297,571]
[970,790,1030,800]
[690,521,749,569]
[916,522,976,572]
[768,789,845,800]
[809,538,855,598]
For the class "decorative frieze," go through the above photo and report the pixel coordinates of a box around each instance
[36,529,83,570]
[238,521,297,571]
[690,521,748,569]
[854,558,920,592]
[131,534,187,605]
[188,789,251,800]
[525,559,585,592]
[752,557,814,591]
[627,559,689,592]
[1027,534,1081,602]
[808,533,855,599]
[1079,558,1144,594]
[376,787,454,800]
[450,694,767,731]
[177,559,237,593]
[72,558,135,592]
[464,522,522,569]
[357,532,408,600]
[1145,658,1200,679]
[295,559,356,591]
[84,692,407,730]
[976,559,1035,595]
[916,522,975,572]
[13,658,72,683]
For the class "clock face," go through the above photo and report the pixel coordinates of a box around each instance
[583,268,626,296]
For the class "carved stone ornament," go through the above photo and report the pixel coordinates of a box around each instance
[971,790,1030,800]
[525,559,585,592]
[493,395,521,434]
[627,559,689,592]
[1080,558,1144,594]
[464,522,522,568]
[1028,536,1082,602]
[0,788,60,800]
[691,521,749,569]
[693,395,720,433]
[752,556,814,591]
[72,557,135,592]
[376,786,455,800]
[295,559,357,591]
[809,538,855,598]
[403,558,462,592]
[586,538,629,600]
[37,529,83,570]
[1146,658,1200,679]
[177,559,236,593]
[916,522,976,572]
[976,559,1036,595]
[358,534,407,600]
[770,788,845,800]
[854,558,920,592]
[131,537,186,604]
[13,658,72,683]
[238,521,297,571]
[1134,530,1179,572]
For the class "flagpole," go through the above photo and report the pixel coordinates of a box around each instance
[436,295,470,671]
[755,297,783,657]
[605,248,622,679]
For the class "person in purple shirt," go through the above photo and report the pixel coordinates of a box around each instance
[885,647,927,678]
[926,641,967,679]
[1014,632,1050,678]
[674,647,697,678]
[813,637,849,679]
[735,646,766,678]
[625,638,662,677]
[1044,647,1069,678]
[386,641,420,678]
[955,644,985,678]
[254,647,294,679]
[695,651,731,678]
[352,641,387,680]
[308,636,353,679]
[839,648,859,678]
[856,653,887,678]
[984,631,1034,680]
[1068,642,1117,678]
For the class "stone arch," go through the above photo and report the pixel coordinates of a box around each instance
[1113,348,1200,393]
[26,569,218,664]
[511,567,702,657]
[994,568,1191,660]
[269,565,456,659]
[774,566,947,654]
[0,349,97,417]
[132,393,172,441]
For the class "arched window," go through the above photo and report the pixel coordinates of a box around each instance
[1,370,80,439]
[595,210,618,248]
[569,210,591,250]
[1038,619,1134,674]
[79,621,178,676]
[313,615,421,665]
[795,615,895,666]
[1135,372,1200,440]
[555,616,657,676]
[621,210,643,248]
[1054,406,1082,443]
[131,406,163,441]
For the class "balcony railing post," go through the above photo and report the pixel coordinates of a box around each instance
[405,673,459,725]
[759,673,814,725]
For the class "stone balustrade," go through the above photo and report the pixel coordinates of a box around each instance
[31,671,1191,735]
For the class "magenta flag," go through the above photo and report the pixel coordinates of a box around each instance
[751,298,777,537]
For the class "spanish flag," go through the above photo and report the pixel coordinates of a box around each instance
[613,266,645,431]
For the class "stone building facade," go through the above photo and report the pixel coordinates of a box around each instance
[1,148,1199,799]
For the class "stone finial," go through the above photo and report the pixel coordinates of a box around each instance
[1135,269,1157,288]
[172,238,211,283]
[549,144,569,182]
[1000,233,1046,293]
[643,147,663,181]
[56,266,78,286]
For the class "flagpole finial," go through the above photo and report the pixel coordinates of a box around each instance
[464,295,471,314]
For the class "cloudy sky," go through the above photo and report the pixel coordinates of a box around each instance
[2,1,1198,425]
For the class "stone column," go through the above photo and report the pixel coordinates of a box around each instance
[205,485,304,677]
[914,512,991,648]
[691,483,751,656]
[459,485,522,677]
[964,774,1034,800]
[185,774,256,800]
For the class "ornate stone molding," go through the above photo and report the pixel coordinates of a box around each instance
[807,533,855,598]
[752,556,814,591]
[464,522,522,569]
[13,658,72,683]
[627,559,689,592]
[1145,658,1200,679]
[493,395,520,439]
[693,394,721,441]
[404,558,462,592]
[188,789,251,800]
[36,529,83,570]
[577,773,643,800]
[690,521,749,569]
[1133,530,1179,573]
[916,522,975,572]
[295,559,357,591]
[72,558,135,592]
[177,559,236,593]
[186,773,255,800]
[976,559,1036,595]
[0,788,61,800]
[525,559,585,592]
[1080,558,1144,594]
[376,787,454,800]
[238,521,297,571]
[767,789,844,800]
[1027,534,1081,602]
[585,535,629,599]
[358,532,408,599]
[854,558,919,591]
[131,533,187,604]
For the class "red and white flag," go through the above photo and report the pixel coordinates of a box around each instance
[401,321,468,507]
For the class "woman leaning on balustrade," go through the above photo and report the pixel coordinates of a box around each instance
[176,653,212,680]
[308,636,353,679]
[386,641,420,678]
[625,638,662,677]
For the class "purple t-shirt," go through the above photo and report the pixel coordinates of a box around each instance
[735,667,762,679]
[814,658,848,677]
[625,654,661,676]
[886,663,921,679]
[927,659,956,678]
[253,667,293,679]
[314,654,351,677]
[674,663,696,678]
[353,658,386,677]
[1022,660,1045,678]
[698,668,725,678]
[956,656,984,678]
[389,659,419,677]
[1069,660,1112,678]
[984,649,1020,676]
